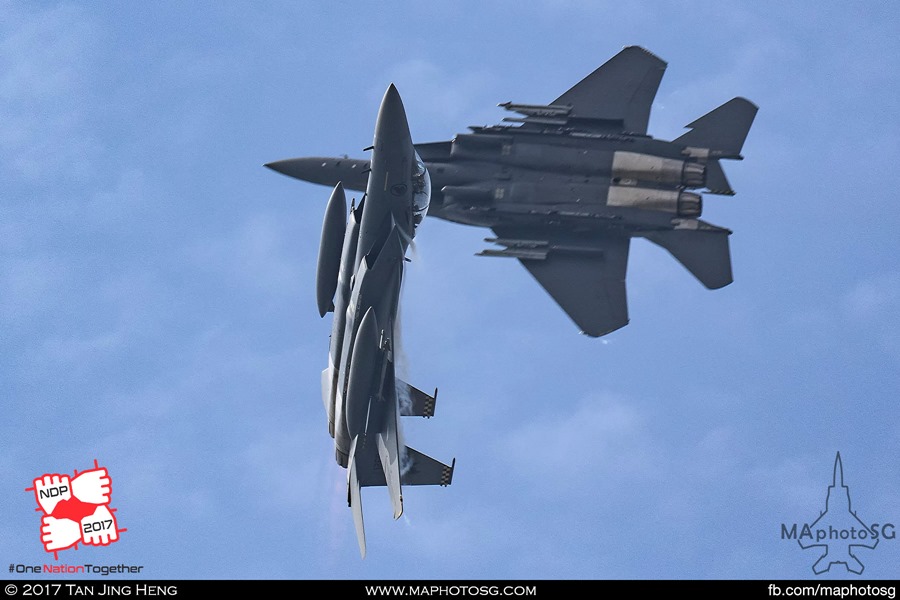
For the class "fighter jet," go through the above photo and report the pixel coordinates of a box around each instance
[267,46,757,337]
[306,85,454,558]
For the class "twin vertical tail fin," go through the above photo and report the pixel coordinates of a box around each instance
[396,382,454,485]
[376,380,404,520]
[397,380,437,417]
[400,447,455,487]
[347,371,453,559]
[673,97,758,158]
[348,436,367,559]
[651,98,756,287]
[348,441,455,559]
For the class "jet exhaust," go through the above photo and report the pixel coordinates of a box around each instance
[611,151,706,188]
[607,186,702,218]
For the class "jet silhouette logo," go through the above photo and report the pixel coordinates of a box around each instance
[25,460,126,559]
[781,453,895,575]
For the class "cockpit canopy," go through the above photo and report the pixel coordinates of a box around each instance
[411,152,431,229]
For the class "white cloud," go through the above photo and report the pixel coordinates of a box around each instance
[376,59,495,138]
[40,329,124,364]
[86,168,147,222]
[0,4,100,182]
[841,272,900,360]
[0,5,93,100]
[495,393,656,487]
[188,213,308,298]
[240,426,332,512]
[843,273,900,322]
[0,256,72,324]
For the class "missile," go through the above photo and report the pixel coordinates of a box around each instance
[498,102,572,117]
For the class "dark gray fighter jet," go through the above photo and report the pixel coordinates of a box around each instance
[268,46,757,336]
[312,85,454,558]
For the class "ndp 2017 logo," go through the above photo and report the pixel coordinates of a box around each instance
[25,460,126,558]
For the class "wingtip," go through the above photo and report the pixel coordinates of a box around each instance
[621,45,667,67]
[734,96,760,111]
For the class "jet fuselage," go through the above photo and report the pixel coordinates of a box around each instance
[302,84,453,558]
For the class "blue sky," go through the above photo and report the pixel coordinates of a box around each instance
[2,1,899,580]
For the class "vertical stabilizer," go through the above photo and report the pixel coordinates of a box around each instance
[348,436,366,558]
[377,377,404,519]
[673,97,758,157]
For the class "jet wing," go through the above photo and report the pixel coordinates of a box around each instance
[485,228,631,337]
[552,46,666,134]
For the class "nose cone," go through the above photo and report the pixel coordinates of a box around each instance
[374,83,412,148]
[264,157,321,180]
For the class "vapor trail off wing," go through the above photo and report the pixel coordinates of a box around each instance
[483,228,631,337]
[354,447,455,487]
[397,380,437,417]
[552,46,666,134]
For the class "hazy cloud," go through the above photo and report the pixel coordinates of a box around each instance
[843,273,900,322]
[0,3,100,182]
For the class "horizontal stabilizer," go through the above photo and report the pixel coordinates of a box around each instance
[397,380,438,417]
[704,159,734,196]
[400,448,455,487]
[643,222,733,289]
[674,97,758,158]
[376,428,403,519]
